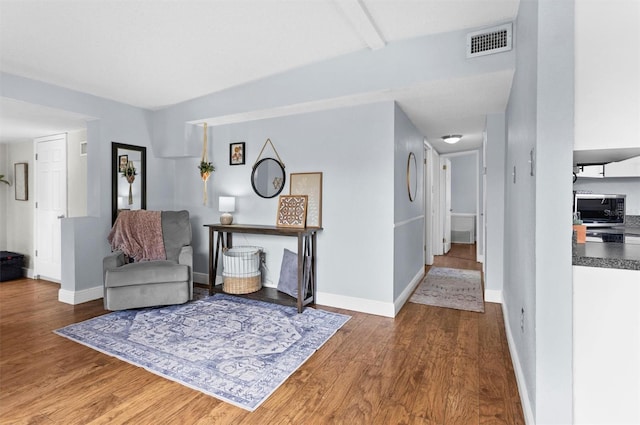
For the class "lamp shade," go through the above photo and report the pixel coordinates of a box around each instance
[219,196,236,213]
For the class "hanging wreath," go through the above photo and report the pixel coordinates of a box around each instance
[198,123,215,205]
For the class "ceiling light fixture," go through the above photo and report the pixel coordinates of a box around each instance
[441,134,463,144]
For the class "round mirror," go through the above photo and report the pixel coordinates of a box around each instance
[407,152,417,202]
[251,158,286,199]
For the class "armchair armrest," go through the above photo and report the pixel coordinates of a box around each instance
[103,250,125,273]
[178,245,193,298]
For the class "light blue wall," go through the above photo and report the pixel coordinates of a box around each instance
[151,27,515,158]
[485,113,506,296]
[505,0,539,416]
[393,104,424,300]
[505,0,575,423]
[174,102,396,305]
[1,73,176,292]
[450,153,477,214]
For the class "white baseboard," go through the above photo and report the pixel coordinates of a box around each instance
[394,268,425,315]
[193,272,208,285]
[23,267,34,279]
[502,302,535,425]
[58,285,103,305]
[484,289,503,304]
[316,291,395,318]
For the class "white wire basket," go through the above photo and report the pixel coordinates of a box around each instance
[222,246,262,294]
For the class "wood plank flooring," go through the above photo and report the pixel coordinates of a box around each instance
[0,254,523,424]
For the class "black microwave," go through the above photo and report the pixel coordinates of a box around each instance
[574,193,626,227]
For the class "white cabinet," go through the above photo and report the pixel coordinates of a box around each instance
[605,155,640,178]
[575,164,604,178]
[573,266,640,424]
[574,1,640,151]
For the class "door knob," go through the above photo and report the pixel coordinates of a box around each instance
[57,215,65,219]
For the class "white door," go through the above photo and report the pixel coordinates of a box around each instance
[35,134,67,281]
[424,143,434,265]
[442,158,452,254]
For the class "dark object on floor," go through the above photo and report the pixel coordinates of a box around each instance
[0,251,24,282]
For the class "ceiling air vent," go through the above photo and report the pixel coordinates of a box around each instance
[466,23,513,58]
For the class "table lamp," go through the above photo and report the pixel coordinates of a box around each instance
[219,196,235,225]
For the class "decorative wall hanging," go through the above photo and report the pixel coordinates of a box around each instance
[198,123,215,205]
[251,138,286,199]
[407,152,417,202]
[290,172,323,227]
[230,142,245,165]
[122,161,137,205]
[276,195,308,228]
[118,154,129,172]
[14,163,28,201]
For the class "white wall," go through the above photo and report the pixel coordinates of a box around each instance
[3,141,34,271]
[0,143,8,250]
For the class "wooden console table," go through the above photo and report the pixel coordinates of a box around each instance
[204,224,322,313]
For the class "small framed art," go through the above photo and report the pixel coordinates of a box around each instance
[276,195,308,228]
[14,162,28,201]
[118,154,129,172]
[230,142,245,165]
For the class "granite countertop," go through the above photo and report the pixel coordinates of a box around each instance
[572,225,640,271]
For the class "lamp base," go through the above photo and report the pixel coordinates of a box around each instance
[220,213,233,225]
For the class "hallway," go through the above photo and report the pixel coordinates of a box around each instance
[432,243,482,272]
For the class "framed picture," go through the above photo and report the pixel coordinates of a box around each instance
[276,195,308,228]
[230,142,245,165]
[118,154,129,172]
[290,172,323,227]
[15,162,28,201]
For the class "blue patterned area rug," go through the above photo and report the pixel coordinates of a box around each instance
[409,267,484,313]
[55,294,350,411]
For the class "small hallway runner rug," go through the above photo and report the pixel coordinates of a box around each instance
[409,267,484,313]
[55,293,350,411]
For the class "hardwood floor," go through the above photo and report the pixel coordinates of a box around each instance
[0,275,523,424]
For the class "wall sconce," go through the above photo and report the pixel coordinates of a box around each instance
[219,196,236,225]
[442,134,463,144]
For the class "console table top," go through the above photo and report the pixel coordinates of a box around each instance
[204,223,322,236]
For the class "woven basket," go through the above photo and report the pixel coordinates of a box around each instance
[222,271,261,294]
[223,246,261,275]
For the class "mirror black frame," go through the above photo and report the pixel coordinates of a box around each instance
[407,152,417,202]
[251,157,286,199]
[112,142,147,224]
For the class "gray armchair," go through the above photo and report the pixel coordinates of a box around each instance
[103,210,193,310]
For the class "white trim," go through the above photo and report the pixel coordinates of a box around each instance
[394,215,424,228]
[193,271,208,285]
[502,301,536,425]
[477,254,485,264]
[316,291,395,318]
[394,268,425,315]
[484,289,503,304]
[58,285,103,305]
[23,267,34,279]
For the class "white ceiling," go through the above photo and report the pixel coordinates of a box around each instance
[0,0,519,153]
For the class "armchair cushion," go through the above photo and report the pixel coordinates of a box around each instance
[162,211,191,262]
[105,261,189,288]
